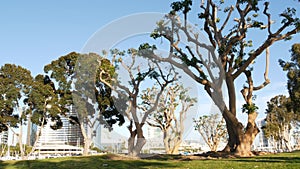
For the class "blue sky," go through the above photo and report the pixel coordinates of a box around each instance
[1,1,299,127]
[0,0,174,76]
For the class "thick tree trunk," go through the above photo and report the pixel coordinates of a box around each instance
[222,116,243,153]
[18,109,25,160]
[83,138,92,156]
[235,112,259,156]
[127,122,146,157]
[163,130,182,154]
[132,138,146,155]
[163,131,171,154]
[18,130,25,160]
[222,111,259,156]
[211,142,218,152]
[128,137,146,156]
[80,123,92,156]
[127,134,135,155]
[170,140,181,154]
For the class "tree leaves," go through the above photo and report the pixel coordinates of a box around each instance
[0,64,33,132]
[263,95,296,142]
[170,0,192,15]
[45,52,124,131]
[242,103,258,114]
[280,44,300,120]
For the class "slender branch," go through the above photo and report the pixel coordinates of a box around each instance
[253,47,270,90]
[263,2,272,36]
[121,57,136,87]
[195,45,216,84]
[273,15,295,38]
[141,65,177,124]
[211,1,218,33]
[27,116,45,157]
[220,6,234,32]
[150,52,211,86]
[202,0,217,48]
[233,25,299,79]
[5,124,18,136]
[147,121,163,130]
[99,69,133,98]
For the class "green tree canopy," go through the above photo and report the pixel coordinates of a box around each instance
[44,52,125,155]
[25,74,62,129]
[263,95,295,139]
[0,64,33,159]
[44,52,124,130]
[0,64,33,132]
[280,43,300,121]
[263,95,296,151]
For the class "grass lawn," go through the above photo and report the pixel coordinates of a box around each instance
[0,151,299,169]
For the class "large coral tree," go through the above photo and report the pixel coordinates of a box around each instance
[148,0,300,156]
[194,113,227,152]
[99,47,177,156]
[141,82,196,154]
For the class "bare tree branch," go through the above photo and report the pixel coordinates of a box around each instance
[220,5,234,32]
[263,2,272,35]
[254,47,270,90]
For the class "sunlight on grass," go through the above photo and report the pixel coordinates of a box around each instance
[0,151,299,169]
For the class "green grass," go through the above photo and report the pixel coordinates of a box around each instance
[0,151,299,169]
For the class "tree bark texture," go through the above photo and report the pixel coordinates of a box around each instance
[221,109,260,156]
[80,123,92,156]
[127,122,146,156]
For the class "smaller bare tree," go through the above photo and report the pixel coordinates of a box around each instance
[141,82,196,154]
[194,113,227,152]
[100,46,177,156]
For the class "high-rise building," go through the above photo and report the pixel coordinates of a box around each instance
[255,118,273,151]
[0,131,8,145]
[254,118,298,152]
[34,109,84,155]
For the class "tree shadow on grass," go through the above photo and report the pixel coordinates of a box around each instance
[140,154,184,161]
[0,155,178,169]
[0,160,6,168]
[235,156,300,164]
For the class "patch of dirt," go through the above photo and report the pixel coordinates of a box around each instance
[100,151,274,161]
[194,151,237,159]
[141,151,274,161]
[252,151,274,156]
[101,154,140,160]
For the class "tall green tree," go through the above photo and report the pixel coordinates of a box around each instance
[72,53,124,155]
[24,74,63,157]
[0,64,33,159]
[44,52,124,156]
[280,43,300,120]
[147,0,300,156]
[263,95,296,151]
